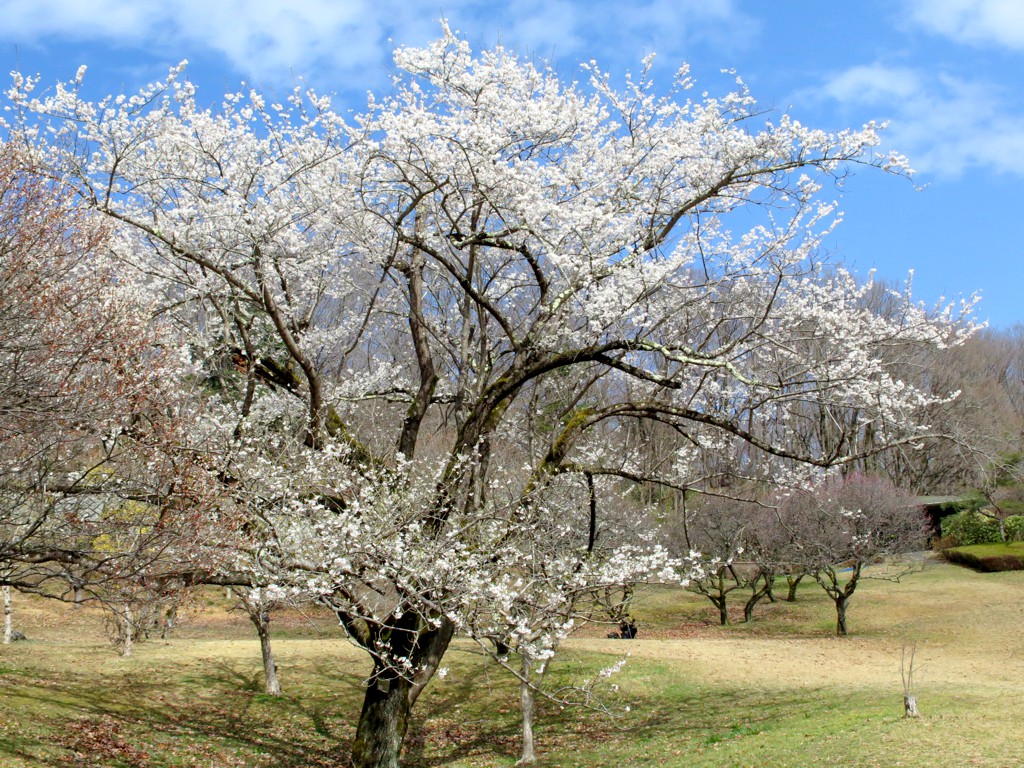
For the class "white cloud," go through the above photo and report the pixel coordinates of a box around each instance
[819,64,922,103]
[817,63,1024,178]
[0,0,751,87]
[0,0,464,84]
[906,0,1024,49]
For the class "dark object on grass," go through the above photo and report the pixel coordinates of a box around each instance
[610,616,638,640]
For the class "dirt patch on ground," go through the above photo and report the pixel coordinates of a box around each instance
[574,635,911,688]
[568,631,1024,698]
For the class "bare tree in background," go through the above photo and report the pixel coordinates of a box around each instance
[780,474,930,636]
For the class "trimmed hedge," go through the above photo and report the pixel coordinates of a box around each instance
[941,542,1024,572]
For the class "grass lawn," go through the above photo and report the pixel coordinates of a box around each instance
[1,560,1022,767]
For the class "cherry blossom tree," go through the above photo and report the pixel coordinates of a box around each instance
[3,25,975,767]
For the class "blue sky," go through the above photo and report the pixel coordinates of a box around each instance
[2,0,1021,328]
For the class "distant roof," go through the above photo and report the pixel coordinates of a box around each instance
[914,495,970,506]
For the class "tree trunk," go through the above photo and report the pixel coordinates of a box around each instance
[3,586,11,644]
[515,653,551,766]
[121,604,134,657]
[352,671,414,768]
[70,575,85,606]
[743,575,773,623]
[786,573,804,602]
[714,595,728,626]
[834,595,849,636]
[251,609,281,695]
[743,595,756,622]
[160,605,177,640]
[350,616,455,768]
[517,656,538,766]
[904,694,920,717]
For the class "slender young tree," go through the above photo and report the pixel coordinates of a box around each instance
[239,588,285,696]
[461,473,686,765]
[2,585,12,644]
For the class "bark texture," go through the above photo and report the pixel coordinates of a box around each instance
[834,595,850,636]
[3,586,11,644]
[252,609,281,696]
[350,615,455,768]
[904,695,920,718]
[786,573,804,602]
[353,675,414,768]
[515,653,550,766]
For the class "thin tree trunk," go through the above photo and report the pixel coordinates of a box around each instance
[121,604,134,658]
[160,605,177,640]
[517,656,538,766]
[515,653,551,766]
[901,642,920,717]
[251,609,281,695]
[3,586,11,644]
[715,595,728,626]
[835,595,849,636]
[743,575,773,622]
[904,695,920,717]
[69,574,85,606]
[814,565,859,637]
[710,570,730,625]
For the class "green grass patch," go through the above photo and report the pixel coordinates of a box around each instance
[941,541,1024,571]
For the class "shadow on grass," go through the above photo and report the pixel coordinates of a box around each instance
[401,670,522,767]
[0,658,368,767]
[1,650,832,768]
[401,659,829,767]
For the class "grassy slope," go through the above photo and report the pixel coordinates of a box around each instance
[1,561,1022,767]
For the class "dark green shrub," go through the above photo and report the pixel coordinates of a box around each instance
[941,511,1001,546]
